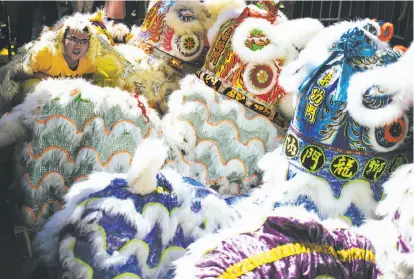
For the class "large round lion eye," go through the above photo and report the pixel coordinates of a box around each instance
[251,65,273,88]
[370,115,409,152]
[172,33,203,61]
[384,118,406,143]
[243,62,278,95]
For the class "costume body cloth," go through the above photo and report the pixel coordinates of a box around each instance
[173,162,414,279]
[184,215,380,279]
[35,169,241,279]
[35,161,414,279]
[0,78,160,226]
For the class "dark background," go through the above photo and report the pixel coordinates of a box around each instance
[0,1,412,58]
[291,1,413,47]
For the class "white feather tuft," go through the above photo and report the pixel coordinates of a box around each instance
[346,44,413,127]
[127,139,168,195]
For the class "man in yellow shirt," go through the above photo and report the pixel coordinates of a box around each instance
[0,12,102,116]
[15,26,97,80]
[0,10,144,117]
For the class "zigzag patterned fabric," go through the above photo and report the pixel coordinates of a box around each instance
[165,75,282,194]
[178,215,380,279]
[35,171,240,279]
[9,79,160,226]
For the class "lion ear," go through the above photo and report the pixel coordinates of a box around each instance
[379,22,394,42]
[347,50,412,128]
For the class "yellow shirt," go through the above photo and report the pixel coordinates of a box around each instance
[28,48,97,78]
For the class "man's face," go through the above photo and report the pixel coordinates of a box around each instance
[63,29,90,61]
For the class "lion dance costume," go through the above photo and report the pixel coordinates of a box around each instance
[163,1,323,194]
[258,20,413,227]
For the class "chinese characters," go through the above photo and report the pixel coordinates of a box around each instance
[389,155,408,174]
[317,70,334,87]
[300,145,325,172]
[210,24,234,67]
[304,70,334,124]
[362,158,387,181]
[330,155,359,180]
[284,134,299,158]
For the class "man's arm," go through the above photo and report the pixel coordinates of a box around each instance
[12,65,52,80]
[12,49,53,81]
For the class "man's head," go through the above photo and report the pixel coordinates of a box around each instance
[63,28,90,62]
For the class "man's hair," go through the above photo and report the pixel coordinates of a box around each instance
[63,26,90,41]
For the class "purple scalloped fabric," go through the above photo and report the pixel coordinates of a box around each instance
[194,216,382,279]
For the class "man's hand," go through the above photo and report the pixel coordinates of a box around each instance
[32,72,52,80]
[12,63,52,81]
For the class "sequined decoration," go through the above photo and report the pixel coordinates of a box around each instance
[23,94,154,225]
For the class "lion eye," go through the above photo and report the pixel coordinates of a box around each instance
[243,62,278,96]
[173,33,203,61]
[370,115,409,153]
